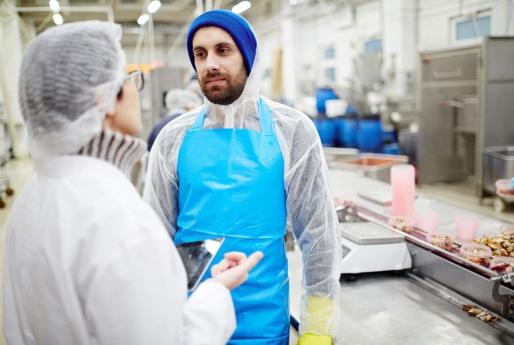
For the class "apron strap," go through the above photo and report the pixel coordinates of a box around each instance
[257,97,274,137]
[191,106,207,130]
[190,98,274,136]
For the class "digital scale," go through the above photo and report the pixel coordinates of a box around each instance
[340,221,412,275]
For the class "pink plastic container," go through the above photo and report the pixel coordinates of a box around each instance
[391,164,415,218]
[495,179,514,195]
[415,208,439,234]
[454,213,479,242]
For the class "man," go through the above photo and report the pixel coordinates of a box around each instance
[145,9,340,345]
[147,88,202,151]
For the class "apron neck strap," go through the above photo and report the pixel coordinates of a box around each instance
[257,97,273,136]
[190,97,274,136]
[191,106,207,130]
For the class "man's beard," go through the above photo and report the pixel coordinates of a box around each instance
[200,69,248,105]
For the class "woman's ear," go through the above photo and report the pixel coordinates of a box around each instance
[106,87,123,119]
[105,109,115,118]
[103,101,118,130]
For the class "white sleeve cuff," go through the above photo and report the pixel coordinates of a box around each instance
[183,280,236,345]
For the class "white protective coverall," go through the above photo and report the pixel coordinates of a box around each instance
[4,20,236,345]
[3,155,235,345]
[144,41,341,337]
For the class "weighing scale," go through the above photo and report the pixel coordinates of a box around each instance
[340,221,412,274]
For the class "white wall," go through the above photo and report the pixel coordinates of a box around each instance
[418,0,509,51]
[251,0,514,105]
[253,2,360,103]
[0,4,29,157]
[382,0,417,96]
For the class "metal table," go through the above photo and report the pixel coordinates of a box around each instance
[338,273,513,345]
[287,169,514,344]
[288,250,514,345]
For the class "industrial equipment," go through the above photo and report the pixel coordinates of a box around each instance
[331,171,514,334]
[417,37,514,197]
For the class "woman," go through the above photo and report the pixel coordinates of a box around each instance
[3,21,262,345]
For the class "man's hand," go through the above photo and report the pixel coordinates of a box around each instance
[210,251,263,290]
[303,296,335,335]
[297,333,332,345]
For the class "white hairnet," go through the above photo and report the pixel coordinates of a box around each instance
[164,89,202,113]
[19,21,126,158]
[145,29,340,338]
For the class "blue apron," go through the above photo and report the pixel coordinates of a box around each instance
[175,98,289,344]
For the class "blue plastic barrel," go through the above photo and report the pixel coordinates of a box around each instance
[315,88,338,115]
[342,114,358,148]
[334,118,345,147]
[382,130,396,144]
[382,143,400,155]
[313,118,336,147]
[356,114,383,152]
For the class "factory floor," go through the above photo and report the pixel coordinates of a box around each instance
[1,157,514,344]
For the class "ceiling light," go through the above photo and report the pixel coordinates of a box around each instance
[147,0,161,14]
[52,13,63,25]
[49,0,60,13]
[137,13,150,25]
[232,1,251,15]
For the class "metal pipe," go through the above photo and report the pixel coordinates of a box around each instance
[149,15,156,64]
[165,9,197,64]
[15,6,111,13]
[107,1,114,22]
[134,24,147,64]
[195,0,204,14]
[35,12,53,32]
[506,0,513,34]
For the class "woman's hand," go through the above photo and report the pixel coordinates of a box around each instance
[210,251,264,290]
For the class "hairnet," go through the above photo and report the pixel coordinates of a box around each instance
[164,89,202,113]
[19,20,126,158]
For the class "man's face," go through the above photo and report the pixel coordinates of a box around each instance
[192,26,248,105]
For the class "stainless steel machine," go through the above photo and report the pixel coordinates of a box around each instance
[417,37,514,197]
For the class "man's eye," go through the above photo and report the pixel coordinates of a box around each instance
[218,47,230,55]
[195,51,205,58]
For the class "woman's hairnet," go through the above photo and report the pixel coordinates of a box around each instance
[165,89,202,112]
[19,21,126,158]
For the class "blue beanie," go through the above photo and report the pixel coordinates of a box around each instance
[186,9,257,75]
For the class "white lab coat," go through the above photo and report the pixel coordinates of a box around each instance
[3,155,235,345]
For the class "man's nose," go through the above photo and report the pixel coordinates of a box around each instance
[205,53,220,71]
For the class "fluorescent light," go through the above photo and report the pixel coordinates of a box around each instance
[49,0,60,13]
[52,13,63,25]
[137,13,150,25]
[232,1,251,14]
[147,0,161,14]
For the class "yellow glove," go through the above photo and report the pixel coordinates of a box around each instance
[297,333,332,345]
[303,296,335,335]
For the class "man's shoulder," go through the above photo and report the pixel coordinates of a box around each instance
[262,97,317,132]
[154,109,199,149]
[160,108,199,134]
